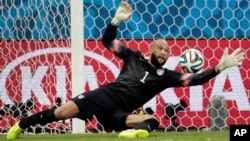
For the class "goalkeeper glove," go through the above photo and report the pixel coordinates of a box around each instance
[111,1,132,26]
[216,47,245,72]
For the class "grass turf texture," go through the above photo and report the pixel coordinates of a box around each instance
[0,130,229,141]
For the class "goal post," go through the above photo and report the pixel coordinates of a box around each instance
[0,0,249,135]
[70,0,85,134]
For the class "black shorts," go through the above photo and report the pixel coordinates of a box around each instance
[95,110,131,132]
[71,86,130,131]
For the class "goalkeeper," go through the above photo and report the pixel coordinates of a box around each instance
[7,1,245,139]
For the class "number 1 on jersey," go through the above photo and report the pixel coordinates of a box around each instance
[140,71,149,83]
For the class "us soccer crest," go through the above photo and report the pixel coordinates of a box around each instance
[157,69,165,76]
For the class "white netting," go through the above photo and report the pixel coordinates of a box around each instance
[0,0,72,134]
[0,0,250,134]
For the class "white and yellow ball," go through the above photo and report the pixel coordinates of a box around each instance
[179,49,204,73]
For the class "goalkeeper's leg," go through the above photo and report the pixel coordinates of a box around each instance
[7,100,79,139]
[118,114,159,138]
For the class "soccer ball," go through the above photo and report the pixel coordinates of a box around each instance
[179,48,204,73]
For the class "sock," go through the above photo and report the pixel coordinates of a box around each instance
[134,118,159,132]
[19,108,58,129]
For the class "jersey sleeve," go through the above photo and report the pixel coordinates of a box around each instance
[167,68,219,87]
[186,68,219,86]
[102,23,134,60]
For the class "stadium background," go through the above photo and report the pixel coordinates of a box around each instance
[0,0,249,133]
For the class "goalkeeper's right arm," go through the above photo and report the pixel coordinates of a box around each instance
[111,1,132,26]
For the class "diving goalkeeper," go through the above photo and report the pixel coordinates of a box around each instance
[7,1,245,139]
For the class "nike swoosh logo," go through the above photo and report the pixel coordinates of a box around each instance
[139,57,146,61]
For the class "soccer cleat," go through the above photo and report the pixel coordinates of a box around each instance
[118,129,149,138]
[6,121,23,139]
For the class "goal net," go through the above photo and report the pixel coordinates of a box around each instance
[0,0,250,134]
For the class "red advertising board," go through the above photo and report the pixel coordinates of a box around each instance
[0,39,249,131]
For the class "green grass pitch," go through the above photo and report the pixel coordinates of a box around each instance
[0,130,229,141]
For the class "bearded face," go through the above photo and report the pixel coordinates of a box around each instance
[149,39,170,68]
[150,53,166,68]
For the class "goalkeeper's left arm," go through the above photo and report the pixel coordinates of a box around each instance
[215,47,245,73]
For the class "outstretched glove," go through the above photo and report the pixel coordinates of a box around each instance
[111,1,132,26]
[216,47,245,72]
